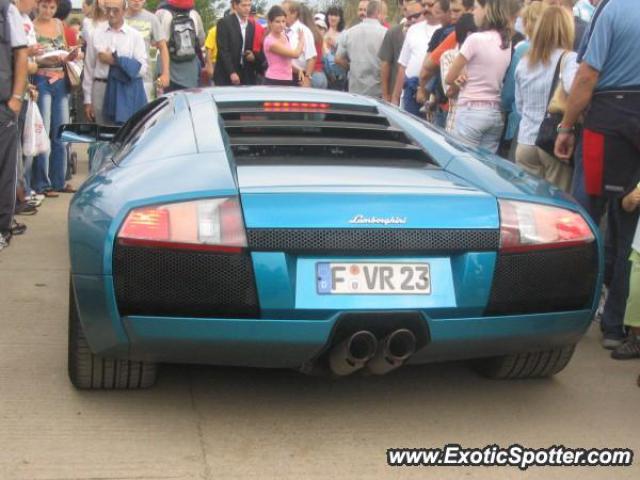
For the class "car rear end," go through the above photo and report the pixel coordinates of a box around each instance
[105,95,599,379]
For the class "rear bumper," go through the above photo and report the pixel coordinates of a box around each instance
[120,311,591,367]
[75,274,592,367]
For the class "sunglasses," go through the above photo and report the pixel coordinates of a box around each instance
[406,12,423,21]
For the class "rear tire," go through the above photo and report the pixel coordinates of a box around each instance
[473,345,576,379]
[68,278,157,389]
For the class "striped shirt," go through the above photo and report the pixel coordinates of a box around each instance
[515,49,578,146]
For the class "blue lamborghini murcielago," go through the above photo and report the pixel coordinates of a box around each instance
[63,87,602,389]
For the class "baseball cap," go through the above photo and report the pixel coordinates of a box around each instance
[314,13,327,30]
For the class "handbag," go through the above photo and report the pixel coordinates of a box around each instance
[535,52,568,157]
[64,60,82,88]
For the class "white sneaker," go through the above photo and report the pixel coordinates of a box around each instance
[0,234,9,252]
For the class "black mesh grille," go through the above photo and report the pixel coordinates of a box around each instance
[247,228,499,254]
[486,244,598,315]
[113,245,259,318]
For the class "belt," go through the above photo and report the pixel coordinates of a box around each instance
[94,78,108,83]
[457,100,501,109]
[594,86,640,96]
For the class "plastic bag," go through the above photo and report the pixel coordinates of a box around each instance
[22,100,50,157]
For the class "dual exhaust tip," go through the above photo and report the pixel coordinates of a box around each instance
[329,329,417,376]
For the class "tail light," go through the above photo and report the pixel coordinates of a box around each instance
[117,197,246,253]
[263,101,330,112]
[498,200,594,253]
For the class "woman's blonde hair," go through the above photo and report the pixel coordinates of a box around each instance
[521,0,546,39]
[527,5,574,66]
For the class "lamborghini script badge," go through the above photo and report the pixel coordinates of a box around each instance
[348,214,407,225]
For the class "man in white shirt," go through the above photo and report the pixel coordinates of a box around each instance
[358,0,369,21]
[14,0,39,207]
[391,0,440,115]
[335,0,387,97]
[83,0,147,124]
[282,0,316,87]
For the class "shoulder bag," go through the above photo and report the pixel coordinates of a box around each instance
[535,51,568,157]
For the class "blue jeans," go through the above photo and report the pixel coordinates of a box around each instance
[432,107,447,129]
[599,202,639,340]
[311,71,328,89]
[402,77,422,117]
[452,105,504,153]
[33,75,69,192]
[23,154,34,194]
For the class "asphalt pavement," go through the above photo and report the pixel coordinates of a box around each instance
[0,152,639,480]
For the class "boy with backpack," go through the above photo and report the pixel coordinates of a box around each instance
[155,0,205,92]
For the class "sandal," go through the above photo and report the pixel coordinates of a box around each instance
[56,184,77,193]
[10,220,27,235]
[14,203,38,216]
[43,190,60,198]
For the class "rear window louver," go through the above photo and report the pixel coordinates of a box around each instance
[217,101,435,167]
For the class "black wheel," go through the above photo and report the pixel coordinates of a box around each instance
[473,345,576,379]
[68,277,157,389]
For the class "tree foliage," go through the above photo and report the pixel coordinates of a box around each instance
[253,0,269,16]
[319,0,402,26]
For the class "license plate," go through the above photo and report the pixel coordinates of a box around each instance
[316,262,431,295]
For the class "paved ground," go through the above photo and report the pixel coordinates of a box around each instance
[1,154,639,480]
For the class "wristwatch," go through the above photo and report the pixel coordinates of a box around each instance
[557,124,575,134]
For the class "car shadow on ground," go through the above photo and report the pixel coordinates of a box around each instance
[160,360,569,407]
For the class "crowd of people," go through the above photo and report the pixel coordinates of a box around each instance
[1,0,640,374]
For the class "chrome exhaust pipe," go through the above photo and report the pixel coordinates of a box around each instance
[366,329,417,375]
[329,330,378,376]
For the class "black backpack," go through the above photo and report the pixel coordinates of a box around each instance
[0,0,13,103]
[168,9,197,62]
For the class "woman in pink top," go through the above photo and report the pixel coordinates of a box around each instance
[445,0,520,153]
[263,5,305,86]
